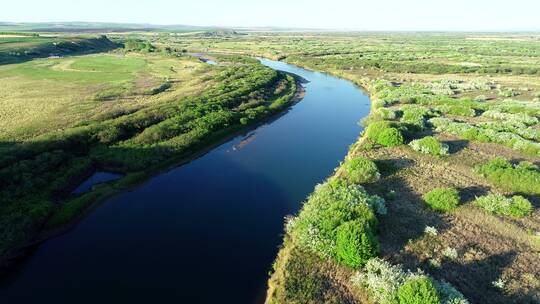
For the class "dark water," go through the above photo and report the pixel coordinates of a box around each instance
[72,172,123,195]
[0,59,371,303]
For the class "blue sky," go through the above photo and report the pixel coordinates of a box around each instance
[2,0,539,31]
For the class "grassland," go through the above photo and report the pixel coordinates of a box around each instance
[1,30,539,303]
[0,53,204,140]
[171,32,540,303]
[0,34,118,64]
[0,36,299,264]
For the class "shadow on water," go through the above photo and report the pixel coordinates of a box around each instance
[0,156,291,303]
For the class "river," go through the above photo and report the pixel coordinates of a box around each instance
[0,59,371,303]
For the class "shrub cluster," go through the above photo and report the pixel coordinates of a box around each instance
[409,136,449,156]
[429,117,540,156]
[477,121,540,141]
[366,121,404,147]
[437,104,476,117]
[400,105,437,131]
[474,194,533,217]
[342,157,381,184]
[481,110,538,126]
[376,108,400,120]
[398,277,441,304]
[476,158,540,195]
[422,187,460,212]
[351,258,469,304]
[287,179,386,268]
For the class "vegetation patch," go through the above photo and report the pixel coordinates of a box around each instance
[286,179,385,267]
[365,121,405,147]
[0,54,298,258]
[422,187,460,212]
[351,258,468,304]
[409,136,449,156]
[476,158,540,195]
[474,194,533,218]
[342,157,380,184]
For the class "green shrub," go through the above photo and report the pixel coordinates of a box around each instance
[377,108,400,120]
[352,258,469,304]
[422,187,460,212]
[397,277,440,304]
[498,88,519,98]
[474,95,487,102]
[366,121,392,141]
[335,220,379,268]
[476,158,540,195]
[343,157,380,184]
[430,118,540,156]
[474,194,532,217]
[379,128,405,147]
[365,121,404,147]
[481,110,538,126]
[409,136,449,156]
[437,105,476,117]
[288,179,385,261]
[400,106,438,131]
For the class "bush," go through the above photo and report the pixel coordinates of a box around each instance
[476,158,540,195]
[430,118,540,156]
[481,110,538,126]
[422,187,460,212]
[343,157,380,184]
[437,105,476,117]
[366,121,392,141]
[379,128,405,147]
[336,220,379,268]
[474,95,487,102]
[474,194,532,217]
[377,108,400,120]
[289,179,384,261]
[365,121,404,147]
[401,107,427,130]
[409,136,449,156]
[352,258,469,304]
[397,277,440,304]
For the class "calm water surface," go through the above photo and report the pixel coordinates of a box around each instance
[0,59,371,303]
[72,172,123,195]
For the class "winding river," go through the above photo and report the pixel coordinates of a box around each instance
[0,59,371,303]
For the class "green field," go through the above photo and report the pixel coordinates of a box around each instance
[0,53,208,140]
[0,37,298,262]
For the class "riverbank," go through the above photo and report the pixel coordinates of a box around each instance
[0,58,370,303]
[0,56,302,269]
[262,40,540,302]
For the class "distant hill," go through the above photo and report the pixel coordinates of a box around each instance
[0,35,119,64]
[0,22,218,33]
[0,22,321,33]
[195,30,247,38]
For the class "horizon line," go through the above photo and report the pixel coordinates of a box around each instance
[1,20,540,33]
